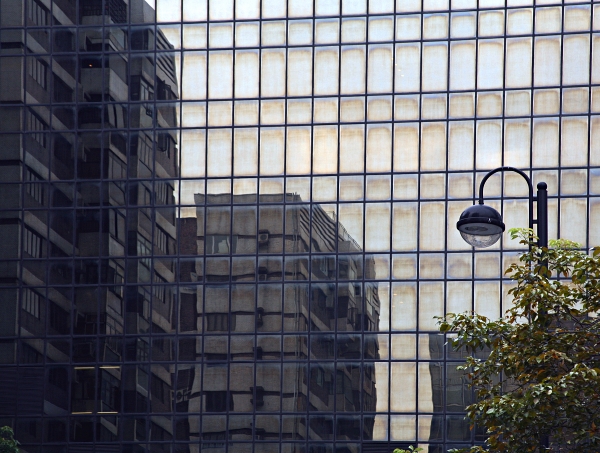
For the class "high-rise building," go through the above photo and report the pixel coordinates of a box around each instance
[0,0,598,452]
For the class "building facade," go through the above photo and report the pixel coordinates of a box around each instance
[0,0,599,452]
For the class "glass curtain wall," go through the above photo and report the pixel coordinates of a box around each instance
[0,0,599,452]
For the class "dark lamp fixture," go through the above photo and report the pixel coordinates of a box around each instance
[456,167,548,250]
[457,204,505,248]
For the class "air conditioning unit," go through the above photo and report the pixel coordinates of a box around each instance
[258,273,268,282]
[256,307,265,327]
[258,230,270,244]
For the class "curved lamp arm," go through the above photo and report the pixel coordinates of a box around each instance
[477,166,547,247]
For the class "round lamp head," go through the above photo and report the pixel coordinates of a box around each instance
[456,204,505,248]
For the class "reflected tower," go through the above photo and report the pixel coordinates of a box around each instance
[177,193,380,451]
[0,0,178,448]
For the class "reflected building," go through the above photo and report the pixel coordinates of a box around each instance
[0,0,178,448]
[178,194,380,451]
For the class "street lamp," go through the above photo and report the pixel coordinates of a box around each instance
[457,166,550,450]
[456,166,548,249]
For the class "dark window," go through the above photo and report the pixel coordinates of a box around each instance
[205,391,232,412]
[48,367,69,391]
[49,301,70,334]
[46,420,67,442]
[53,76,73,102]
[54,30,74,52]
[151,374,167,403]
[109,210,126,243]
[137,235,152,267]
[155,181,174,205]
[21,343,42,363]
[206,313,235,332]
[23,227,43,258]
[28,0,48,26]
[27,110,48,147]
[157,131,175,158]
[53,134,73,165]
[99,370,120,412]
[202,432,227,448]
[157,79,175,100]
[29,57,47,89]
[155,227,170,254]
[25,167,44,204]
[151,422,172,442]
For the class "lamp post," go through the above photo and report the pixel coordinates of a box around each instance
[456,166,550,450]
[456,166,548,250]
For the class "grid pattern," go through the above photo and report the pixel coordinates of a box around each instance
[0,0,599,452]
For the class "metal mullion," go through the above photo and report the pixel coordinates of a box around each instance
[303,1,316,449]
[470,0,480,326]
[497,2,510,325]
[441,4,452,446]
[460,3,482,451]
[282,0,290,414]
[383,3,399,449]
[587,10,594,250]
[199,4,211,446]
[229,0,237,379]
[556,6,565,242]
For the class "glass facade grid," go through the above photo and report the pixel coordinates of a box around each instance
[0,0,599,452]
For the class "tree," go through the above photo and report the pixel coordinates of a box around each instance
[393,447,422,453]
[0,427,19,453]
[439,229,600,452]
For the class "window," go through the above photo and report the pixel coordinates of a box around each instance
[25,167,44,204]
[205,391,232,412]
[105,264,124,296]
[336,370,353,402]
[138,133,153,168]
[157,131,175,158]
[53,134,73,165]
[137,235,152,267]
[21,344,42,363]
[108,153,127,180]
[202,432,227,448]
[315,367,325,387]
[28,58,47,89]
[48,368,69,391]
[155,227,171,254]
[49,301,70,334]
[27,110,48,147]
[108,210,126,243]
[157,79,175,100]
[131,76,154,102]
[150,422,171,442]
[53,76,73,102]
[54,29,74,52]
[99,370,120,412]
[23,227,43,258]
[206,235,236,254]
[206,313,235,332]
[141,184,153,215]
[22,287,41,318]
[28,0,48,26]
[153,284,166,304]
[152,274,172,305]
[151,374,167,404]
[155,181,174,206]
